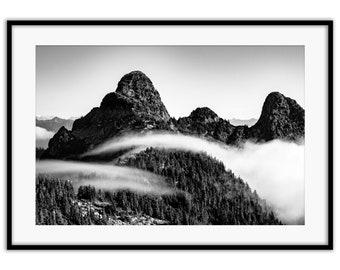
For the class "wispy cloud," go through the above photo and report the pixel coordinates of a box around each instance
[36,126,54,140]
[36,127,55,148]
[36,160,173,195]
[85,132,304,224]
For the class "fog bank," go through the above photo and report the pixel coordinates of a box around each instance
[36,160,172,195]
[36,127,55,148]
[85,132,304,224]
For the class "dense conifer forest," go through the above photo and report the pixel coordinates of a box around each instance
[36,148,282,225]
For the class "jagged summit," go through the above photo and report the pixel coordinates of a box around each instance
[42,71,172,159]
[175,91,304,145]
[176,107,234,144]
[41,72,304,160]
[116,70,153,96]
[251,91,304,141]
[99,71,170,121]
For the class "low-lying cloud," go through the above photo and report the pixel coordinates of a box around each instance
[85,132,304,224]
[36,160,173,195]
[36,127,55,148]
[36,126,55,140]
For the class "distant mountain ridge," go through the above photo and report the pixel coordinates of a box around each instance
[41,71,305,159]
[37,115,79,121]
[36,116,75,133]
[36,115,56,121]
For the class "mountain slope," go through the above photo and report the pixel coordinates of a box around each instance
[123,148,281,224]
[37,149,282,225]
[42,71,173,159]
[176,107,251,145]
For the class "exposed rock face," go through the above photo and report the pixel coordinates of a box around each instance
[42,71,304,160]
[176,92,304,145]
[176,108,251,145]
[250,92,305,141]
[176,108,236,144]
[115,71,170,121]
[43,71,171,158]
[72,71,170,140]
[99,71,170,122]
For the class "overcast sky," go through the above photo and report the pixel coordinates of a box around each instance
[36,46,304,120]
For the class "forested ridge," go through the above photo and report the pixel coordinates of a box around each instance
[36,148,282,225]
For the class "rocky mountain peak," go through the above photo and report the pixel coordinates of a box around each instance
[45,71,173,158]
[189,107,219,123]
[100,71,170,122]
[251,91,304,141]
[41,75,305,160]
[116,70,154,97]
[261,92,289,113]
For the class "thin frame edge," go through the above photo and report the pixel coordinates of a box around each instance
[6,20,334,251]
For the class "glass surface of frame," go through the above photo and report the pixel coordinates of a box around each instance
[7,20,333,250]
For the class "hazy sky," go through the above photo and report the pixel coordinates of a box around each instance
[36,46,304,120]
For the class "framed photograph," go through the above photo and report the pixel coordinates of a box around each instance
[7,20,333,250]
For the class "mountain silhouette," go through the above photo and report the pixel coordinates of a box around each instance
[41,71,304,159]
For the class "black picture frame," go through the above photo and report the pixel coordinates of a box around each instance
[6,20,333,250]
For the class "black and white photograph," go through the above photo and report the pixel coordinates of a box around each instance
[7,21,332,249]
[1,0,339,267]
[35,45,305,226]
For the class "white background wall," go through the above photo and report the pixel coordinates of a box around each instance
[0,1,338,269]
